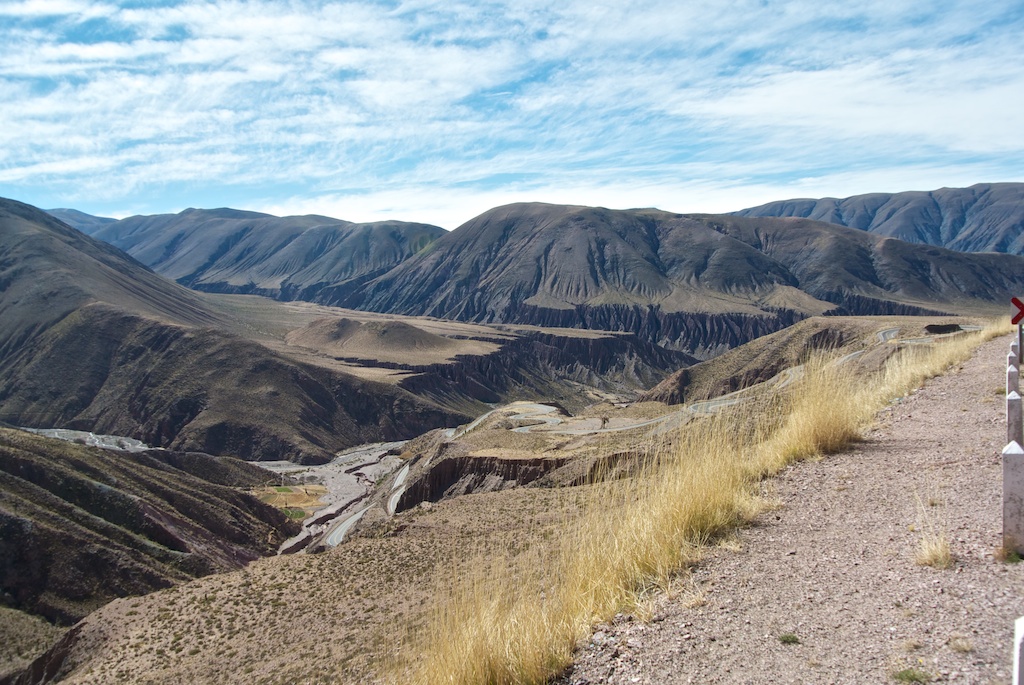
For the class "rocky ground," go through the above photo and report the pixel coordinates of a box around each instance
[561,333,1023,685]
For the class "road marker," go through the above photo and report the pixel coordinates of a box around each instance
[1013,297,1024,325]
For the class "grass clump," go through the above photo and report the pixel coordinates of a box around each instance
[893,667,932,682]
[915,534,952,569]
[387,319,1009,685]
[778,632,800,645]
[913,491,953,569]
[994,546,1022,563]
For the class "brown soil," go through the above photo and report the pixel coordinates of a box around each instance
[562,334,1023,684]
[285,317,501,365]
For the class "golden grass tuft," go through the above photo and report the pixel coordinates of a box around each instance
[915,534,953,569]
[387,318,1010,685]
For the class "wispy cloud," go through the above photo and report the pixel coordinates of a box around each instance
[0,0,1021,225]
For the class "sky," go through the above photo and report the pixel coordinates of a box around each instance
[1,0,1023,229]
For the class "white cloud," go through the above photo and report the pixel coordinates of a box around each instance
[0,0,1022,220]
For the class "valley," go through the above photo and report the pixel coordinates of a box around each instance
[1,189,1022,684]
[2,315,1010,685]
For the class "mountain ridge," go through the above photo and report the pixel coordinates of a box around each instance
[51,196,1024,357]
[733,182,1024,254]
[71,207,446,303]
[0,198,468,463]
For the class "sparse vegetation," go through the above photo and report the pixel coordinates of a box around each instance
[995,546,1022,563]
[388,319,1010,685]
[948,636,973,653]
[913,491,953,569]
[778,632,800,645]
[0,607,66,676]
[915,534,953,569]
[893,667,932,683]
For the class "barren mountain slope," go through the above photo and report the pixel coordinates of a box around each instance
[66,200,1024,357]
[0,426,298,625]
[695,213,1024,311]
[342,204,1024,354]
[735,182,1024,254]
[0,198,467,463]
[81,207,444,301]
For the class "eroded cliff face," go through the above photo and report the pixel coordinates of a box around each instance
[813,292,950,317]
[494,303,805,358]
[394,452,570,513]
[396,329,693,410]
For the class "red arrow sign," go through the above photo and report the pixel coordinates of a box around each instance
[1013,297,1024,325]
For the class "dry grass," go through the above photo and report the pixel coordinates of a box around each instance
[915,534,953,569]
[913,490,953,569]
[386,318,1011,685]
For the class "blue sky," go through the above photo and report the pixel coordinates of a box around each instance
[1,0,1022,229]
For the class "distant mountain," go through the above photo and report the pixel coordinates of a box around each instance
[80,207,445,302]
[0,198,465,463]
[45,208,117,234]
[734,182,1024,254]
[72,200,1024,358]
[0,426,296,623]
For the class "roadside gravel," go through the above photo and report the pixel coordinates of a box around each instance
[562,334,1023,685]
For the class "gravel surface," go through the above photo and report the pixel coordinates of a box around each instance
[562,334,1023,685]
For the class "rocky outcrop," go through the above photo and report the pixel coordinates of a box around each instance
[394,451,570,513]
[641,318,881,405]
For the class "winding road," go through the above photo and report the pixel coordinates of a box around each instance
[324,507,369,546]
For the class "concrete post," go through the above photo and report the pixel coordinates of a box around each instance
[1011,365,1021,396]
[1012,351,1020,371]
[1013,340,1021,358]
[1015,616,1023,685]
[1019,324,1023,365]
[1010,392,1024,447]
[1005,441,1024,555]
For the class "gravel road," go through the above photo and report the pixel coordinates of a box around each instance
[561,333,1023,685]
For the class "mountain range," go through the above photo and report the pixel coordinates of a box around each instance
[55,195,1024,356]
[0,198,466,464]
[1,198,701,464]
[12,184,1022,460]
[82,208,444,302]
[734,182,1024,255]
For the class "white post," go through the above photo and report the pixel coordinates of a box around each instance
[1011,392,1024,448]
[1011,365,1021,396]
[1019,324,1023,365]
[1013,340,1021,357]
[1012,351,1020,371]
[1005,441,1024,555]
[1016,616,1023,685]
